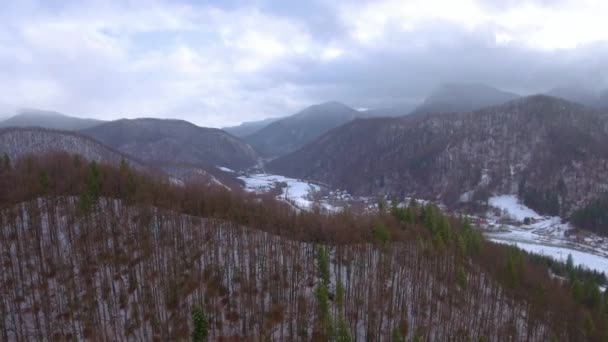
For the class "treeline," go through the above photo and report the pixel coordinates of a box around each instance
[1,152,608,340]
[571,193,608,235]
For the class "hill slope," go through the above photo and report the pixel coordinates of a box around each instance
[0,127,143,169]
[81,118,257,170]
[1,154,604,341]
[0,109,104,130]
[244,101,359,157]
[269,95,608,222]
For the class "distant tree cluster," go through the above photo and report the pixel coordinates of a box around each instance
[520,186,561,216]
[1,152,608,340]
[571,194,608,235]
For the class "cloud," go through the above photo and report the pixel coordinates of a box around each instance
[0,0,607,127]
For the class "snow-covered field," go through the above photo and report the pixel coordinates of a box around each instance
[238,173,331,210]
[488,195,541,221]
[482,194,608,275]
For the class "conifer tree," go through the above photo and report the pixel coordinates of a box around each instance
[391,327,404,342]
[192,305,208,342]
[1,153,9,171]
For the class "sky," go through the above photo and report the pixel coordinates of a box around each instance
[1,0,608,127]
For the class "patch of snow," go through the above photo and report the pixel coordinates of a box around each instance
[459,190,474,202]
[169,177,184,187]
[239,174,324,211]
[217,166,235,173]
[488,195,540,221]
[491,239,608,275]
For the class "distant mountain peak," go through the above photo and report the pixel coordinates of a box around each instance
[244,101,358,157]
[0,109,104,131]
[412,82,520,115]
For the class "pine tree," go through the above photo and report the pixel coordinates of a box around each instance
[372,222,390,246]
[39,170,50,192]
[456,267,467,289]
[192,305,208,342]
[315,282,332,337]
[87,161,101,200]
[316,246,330,285]
[505,249,521,289]
[571,279,583,303]
[566,253,574,271]
[336,316,352,342]
[315,246,333,337]
[391,327,404,342]
[1,153,9,171]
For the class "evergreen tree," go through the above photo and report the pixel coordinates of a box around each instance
[391,327,404,342]
[571,279,584,303]
[192,305,208,342]
[314,281,332,337]
[316,246,330,285]
[372,222,390,246]
[39,170,49,192]
[1,153,9,171]
[336,316,352,342]
[336,279,344,308]
[457,267,467,289]
[505,249,521,289]
[315,246,333,337]
[566,253,574,271]
[87,161,101,200]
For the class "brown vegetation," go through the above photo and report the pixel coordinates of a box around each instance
[0,152,607,340]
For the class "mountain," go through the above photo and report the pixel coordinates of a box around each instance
[269,95,608,227]
[244,101,359,157]
[411,83,520,115]
[222,117,279,137]
[546,85,599,107]
[0,108,104,130]
[1,152,604,341]
[0,127,144,169]
[81,118,257,170]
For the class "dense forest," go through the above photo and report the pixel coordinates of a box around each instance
[571,194,608,235]
[1,152,608,340]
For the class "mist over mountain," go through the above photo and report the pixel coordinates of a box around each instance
[410,83,520,115]
[222,117,280,137]
[0,109,104,131]
[81,118,257,170]
[244,101,360,157]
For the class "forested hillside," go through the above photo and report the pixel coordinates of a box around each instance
[269,95,608,234]
[81,118,257,170]
[1,153,608,340]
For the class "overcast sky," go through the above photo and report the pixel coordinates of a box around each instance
[1,0,607,127]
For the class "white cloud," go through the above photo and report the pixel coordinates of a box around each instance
[0,0,607,127]
[341,0,608,50]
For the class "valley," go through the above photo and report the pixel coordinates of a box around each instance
[2,89,608,340]
[237,166,608,277]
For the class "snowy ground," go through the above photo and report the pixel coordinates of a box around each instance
[238,171,608,276]
[480,194,608,275]
[238,173,338,211]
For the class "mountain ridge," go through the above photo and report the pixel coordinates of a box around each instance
[81,118,258,170]
[268,95,608,227]
[0,108,104,131]
[244,101,361,157]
